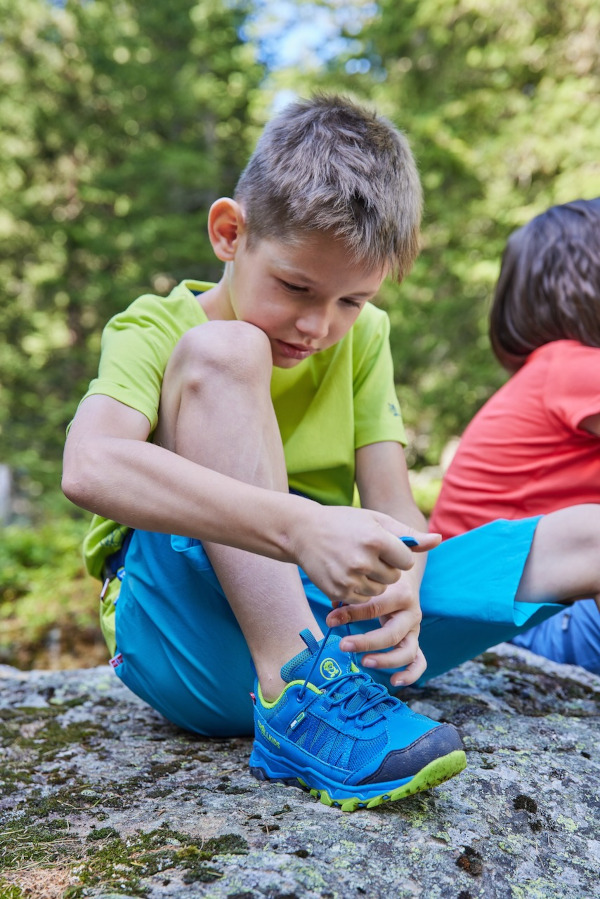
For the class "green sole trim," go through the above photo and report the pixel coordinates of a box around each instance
[304,749,467,812]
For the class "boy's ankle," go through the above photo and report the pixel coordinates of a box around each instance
[257,673,286,704]
[254,631,323,702]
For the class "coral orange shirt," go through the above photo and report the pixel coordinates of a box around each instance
[430,340,600,540]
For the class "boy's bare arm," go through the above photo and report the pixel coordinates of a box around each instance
[63,396,430,606]
[326,441,441,686]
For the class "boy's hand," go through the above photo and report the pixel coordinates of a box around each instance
[325,573,427,686]
[293,504,439,607]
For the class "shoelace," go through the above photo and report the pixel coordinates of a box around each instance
[297,618,396,728]
[298,535,418,702]
[323,673,394,727]
[298,614,346,702]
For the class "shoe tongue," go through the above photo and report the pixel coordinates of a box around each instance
[280,629,354,687]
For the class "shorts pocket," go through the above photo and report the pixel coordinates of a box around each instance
[170,534,223,594]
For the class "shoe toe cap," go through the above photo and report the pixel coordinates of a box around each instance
[358,723,464,785]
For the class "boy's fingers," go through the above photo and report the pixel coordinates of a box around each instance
[390,648,427,687]
[327,592,402,626]
[340,628,423,677]
[361,632,420,671]
[377,535,418,570]
[339,615,420,656]
[346,582,388,602]
[360,560,401,587]
[376,525,441,569]
[346,529,441,599]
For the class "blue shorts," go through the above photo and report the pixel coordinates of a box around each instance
[112,517,561,736]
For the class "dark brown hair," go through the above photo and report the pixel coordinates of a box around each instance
[490,198,600,371]
[234,94,422,281]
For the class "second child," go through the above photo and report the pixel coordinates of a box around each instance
[431,199,600,673]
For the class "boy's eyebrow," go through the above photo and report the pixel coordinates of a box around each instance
[272,260,317,285]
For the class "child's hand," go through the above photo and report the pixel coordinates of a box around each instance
[293,504,439,607]
[325,574,427,686]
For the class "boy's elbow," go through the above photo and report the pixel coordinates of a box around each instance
[61,463,91,510]
[62,439,99,511]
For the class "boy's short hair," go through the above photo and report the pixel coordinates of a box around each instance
[490,198,600,371]
[234,94,422,281]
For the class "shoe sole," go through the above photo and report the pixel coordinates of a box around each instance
[250,748,467,812]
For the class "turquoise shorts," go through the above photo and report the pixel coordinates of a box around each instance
[112,516,561,736]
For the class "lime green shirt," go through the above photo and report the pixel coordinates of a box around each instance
[81,279,406,580]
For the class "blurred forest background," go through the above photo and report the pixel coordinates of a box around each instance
[1,0,599,669]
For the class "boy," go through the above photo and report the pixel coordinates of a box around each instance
[64,95,600,811]
[63,94,466,810]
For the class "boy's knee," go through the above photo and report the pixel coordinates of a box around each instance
[543,505,600,554]
[521,505,600,603]
[170,320,273,391]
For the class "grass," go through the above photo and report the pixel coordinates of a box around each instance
[0,500,106,670]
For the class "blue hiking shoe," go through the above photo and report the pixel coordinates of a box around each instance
[249,629,466,811]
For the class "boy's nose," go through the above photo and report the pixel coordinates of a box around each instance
[295,310,330,340]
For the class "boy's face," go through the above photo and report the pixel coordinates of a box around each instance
[205,230,386,369]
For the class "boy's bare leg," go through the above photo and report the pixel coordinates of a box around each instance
[154,320,323,700]
[516,504,600,608]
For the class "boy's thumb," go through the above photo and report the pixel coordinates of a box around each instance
[375,512,442,553]
[403,531,442,552]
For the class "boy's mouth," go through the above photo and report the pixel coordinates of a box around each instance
[274,339,317,360]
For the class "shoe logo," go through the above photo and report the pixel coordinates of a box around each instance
[320,658,342,680]
[258,719,280,748]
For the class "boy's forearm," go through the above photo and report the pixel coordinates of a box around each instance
[354,441,437,595]
[63,433,311,564]
[356,440,430,538]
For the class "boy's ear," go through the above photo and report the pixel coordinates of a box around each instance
[208,198,246,261]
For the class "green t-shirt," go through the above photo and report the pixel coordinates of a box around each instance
[81,279,406,580]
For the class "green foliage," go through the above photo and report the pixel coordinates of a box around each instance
[0,883,23,899]
[0,513,84,600]
[0,510,102,668]
[0,0,266,493]
[3,0,599,475]
[308,0,600,462]
[409,471,442,518]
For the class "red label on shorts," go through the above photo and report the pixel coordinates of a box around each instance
[109,653,123,669]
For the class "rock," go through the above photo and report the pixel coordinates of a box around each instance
[1,645,600,898]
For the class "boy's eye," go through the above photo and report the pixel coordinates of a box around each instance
[341,298,363,310]
[279,280,307,293]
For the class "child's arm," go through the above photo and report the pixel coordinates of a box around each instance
[63,395,432,606]
[325,440,440,686]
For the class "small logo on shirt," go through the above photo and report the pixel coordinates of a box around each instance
[388,402,401,417]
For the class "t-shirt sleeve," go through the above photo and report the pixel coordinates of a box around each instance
[546,342,600,432]
[80,293,186,431]
[352,306,407,448]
